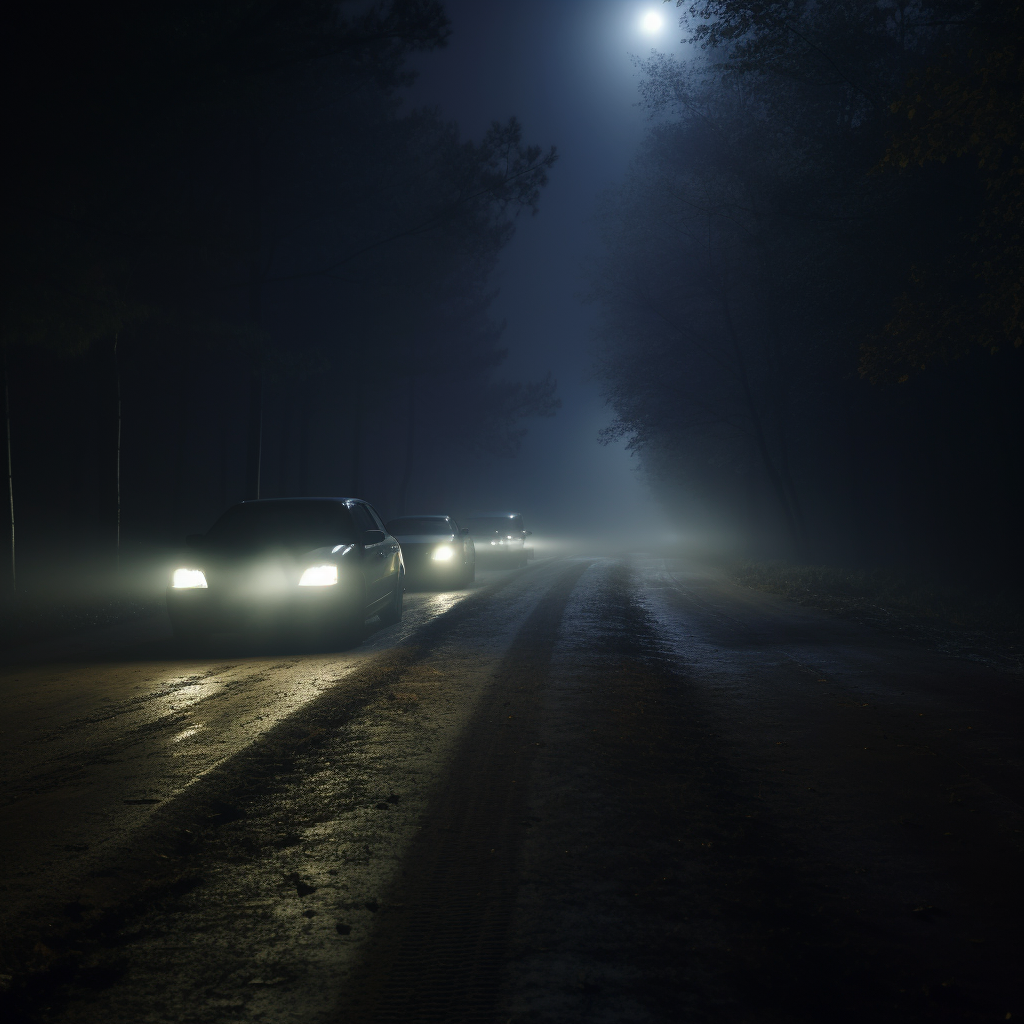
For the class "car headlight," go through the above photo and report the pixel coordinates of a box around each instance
[432,545,454,561]
[299,564,338,586]
[172,568,208,589]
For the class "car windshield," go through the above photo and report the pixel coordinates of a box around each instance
[206,501,357,552]
[386,518,453,536]
[467,517,521,534]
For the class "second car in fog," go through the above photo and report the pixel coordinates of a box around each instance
[386,515,475,588]
[466,512,532,568]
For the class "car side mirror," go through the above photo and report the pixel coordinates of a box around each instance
[184,534,204,548]
[525,530,533,537]
[461,528,469,535]
[363,530,386,545]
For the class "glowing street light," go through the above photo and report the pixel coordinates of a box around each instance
[640,10,665,34]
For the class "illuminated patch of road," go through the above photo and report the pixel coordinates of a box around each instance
[2,560,572,1023]
[0,575,517,948]
[170,725,205,744]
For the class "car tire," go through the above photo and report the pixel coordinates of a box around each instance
[378,573,404,626]
[462,561,475,586]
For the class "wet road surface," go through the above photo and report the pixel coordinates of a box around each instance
[0,557,1020,1022]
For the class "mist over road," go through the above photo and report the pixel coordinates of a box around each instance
[1,557,1020,1023]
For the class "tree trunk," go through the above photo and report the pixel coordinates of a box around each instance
[298,403,310,496]
[279,394,294,498]
[720,288,803,550]
[775,437,807,548]
[218,400,229,510]
[350,354,363,496]
[114,335,121,571]
[244,130,264,500]
[245,352,264,499]
[397,373,417,515]
[94,339,121,564]
[759,287,808,549]
[2,347,14,593]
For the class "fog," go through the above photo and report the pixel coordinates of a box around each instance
[405,0,683,543]
[2,0,1023,619]
[3,8,1022,1018]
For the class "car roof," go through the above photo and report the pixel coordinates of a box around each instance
[238,497,362,505]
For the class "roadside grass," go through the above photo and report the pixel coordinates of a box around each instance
[0,591,161,653]
[726,559,1023,668]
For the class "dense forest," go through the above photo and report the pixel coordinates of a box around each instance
[591,0,1024,576]
[1,1,558,591]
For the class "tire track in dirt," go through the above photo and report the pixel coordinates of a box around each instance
[0,563,559,1023]
[340,559,594,1024]
[504,556,1022,1024]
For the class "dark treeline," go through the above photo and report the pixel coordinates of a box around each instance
[591,0,1023,575]
[1,1,558,589]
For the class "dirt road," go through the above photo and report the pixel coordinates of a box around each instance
[0,557,1020,1022]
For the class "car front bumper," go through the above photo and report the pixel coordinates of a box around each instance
[399,543,466,576]
[166,580,359,633]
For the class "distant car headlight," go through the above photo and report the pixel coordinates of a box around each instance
[432,545,454,561]
[299,564,338,586]
[172,568,208,589]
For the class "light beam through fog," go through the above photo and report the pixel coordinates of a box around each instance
[408,1,686,552]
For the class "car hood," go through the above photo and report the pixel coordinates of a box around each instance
[394,534,456,545]
[189,543,356,592]
[198,539,356,559]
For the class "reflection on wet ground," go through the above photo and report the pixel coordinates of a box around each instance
[0,556,1020,1024]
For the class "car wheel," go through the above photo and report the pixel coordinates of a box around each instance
[464,561,476,585]
[378,573,404,626]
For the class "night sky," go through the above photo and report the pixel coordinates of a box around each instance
[408,1,685,539]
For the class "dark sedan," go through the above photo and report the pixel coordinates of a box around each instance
[167,498,404,645]
[465,512,532,568]
[385,515,475,588]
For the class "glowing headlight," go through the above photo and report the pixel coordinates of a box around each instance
[299,564,338,587]
[432,545,454,562]
[172,568,208,589]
